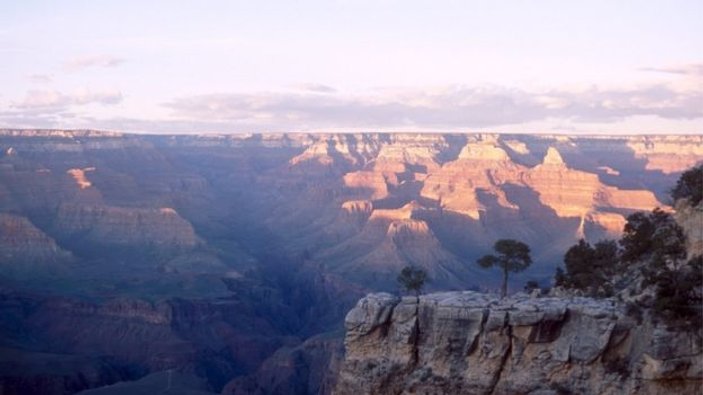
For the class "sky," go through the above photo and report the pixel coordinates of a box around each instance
[1,0,701,134]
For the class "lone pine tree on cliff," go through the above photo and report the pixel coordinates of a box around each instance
[477,239,533,298]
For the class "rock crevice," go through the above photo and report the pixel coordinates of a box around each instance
[334,291,702,395]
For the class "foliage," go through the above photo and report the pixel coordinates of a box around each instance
[620,208,686,265]
[397,266,428,296]
[643,255,703,326]
[477,239,532,298]
[555,198,700,327]
[671,165,703,206]
[559,239,619,297]
[554,267,566,287]
[524,280,540,293]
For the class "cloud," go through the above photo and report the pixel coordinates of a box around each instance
[639,64,703,76]
[63,55,124,72]
[162,68,703,131]
[2,64,701,134]
[13,89,123,110]
[295,83,337,93]
[27,74,53,83]
[1,89,123,129]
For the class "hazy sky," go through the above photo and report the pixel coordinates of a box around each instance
[1,0,701,134]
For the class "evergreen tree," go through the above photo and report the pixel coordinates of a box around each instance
[671,165,703,206]
[397,266,428,296]
[477,239,532,298]
[620,208,686,265]
[560,239,619,297]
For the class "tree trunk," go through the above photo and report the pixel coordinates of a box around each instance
[502,268,508,299]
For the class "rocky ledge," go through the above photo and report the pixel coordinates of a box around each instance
[334,292,702,395]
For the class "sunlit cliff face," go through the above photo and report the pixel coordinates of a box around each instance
[67,167,95,189]
[0,130,701,291]
[333,137,667,236]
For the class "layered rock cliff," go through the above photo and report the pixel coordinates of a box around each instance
[335,292,702,395]
[1,130,702,394]
[53,204,199,249]
[0,290,298,394]
[2,130,701,291]
[0,213,71,263]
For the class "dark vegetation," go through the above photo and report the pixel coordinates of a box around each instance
[477,239,532,298]
[397,266,428,296]
[555,165,703,327]
[524,280,540,293]
[620,208,686,265]
[556,239,619,297]
[671,164,702,206]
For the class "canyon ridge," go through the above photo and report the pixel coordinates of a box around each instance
[0,130,701,394]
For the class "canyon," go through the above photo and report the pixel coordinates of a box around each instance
[0,130,701,394]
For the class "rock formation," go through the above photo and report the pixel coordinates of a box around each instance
[1,129,702,394]
[0,213,71,263]
[335,292,702,395]
[0,290,296,394]
[675,199,703,258]
[53,203,199,249]
[223,333,344,395]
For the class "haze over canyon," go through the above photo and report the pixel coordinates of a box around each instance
[0,130,701,394]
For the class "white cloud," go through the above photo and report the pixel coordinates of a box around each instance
[13,89,123,109]
[161,65,703,131]
[63,55,124,72]
[639,64,703,76]
[27,74,53,83]
[2,64,701,134]
[294,83,337,93]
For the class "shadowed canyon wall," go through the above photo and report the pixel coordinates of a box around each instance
[0,130,701,394]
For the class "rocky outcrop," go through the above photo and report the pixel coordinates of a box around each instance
[223,333,344,395]
[316,202,473,289]
[523,147,661,231]
[0,347,132,395]
[675,199,703,258]
[2,130,699,290]
[0,130,701,395]
[335,292,703,395]
[421,138,519,220]
[626,135,703,174]
[53,203,199,249]
[0,213,71,263]
[0,291,293,394]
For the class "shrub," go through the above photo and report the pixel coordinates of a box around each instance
[671,165,703,206]
[646,255,703,326]
[620,208,686,265]
[559,239,619,297]
[397,266,428,296]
